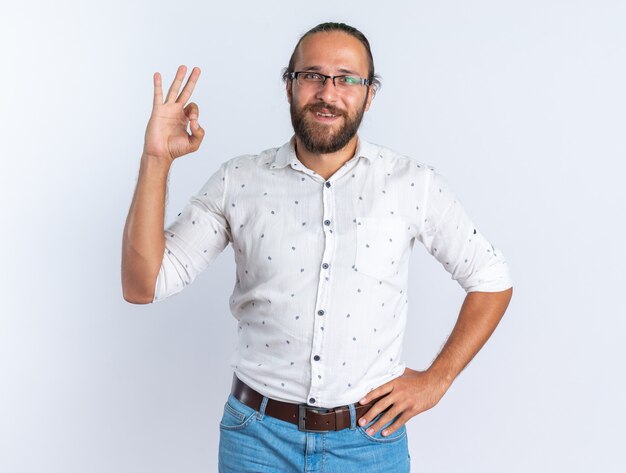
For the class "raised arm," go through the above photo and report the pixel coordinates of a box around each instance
[121,65,205,304]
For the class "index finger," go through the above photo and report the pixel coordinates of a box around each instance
[175,66,201,105]
[359,395,393,425]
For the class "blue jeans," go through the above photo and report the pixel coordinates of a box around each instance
[218,393,411,472]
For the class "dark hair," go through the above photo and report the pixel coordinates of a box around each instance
[281,22,381,93]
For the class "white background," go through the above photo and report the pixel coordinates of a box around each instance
[1,0,625,471]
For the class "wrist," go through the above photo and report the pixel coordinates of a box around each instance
[425,362,456,395]
[140,153,173,173]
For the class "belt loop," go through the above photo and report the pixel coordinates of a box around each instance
[258,396,269,419]
[348,403,357,430]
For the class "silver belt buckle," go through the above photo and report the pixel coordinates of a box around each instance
[298,404,331,433]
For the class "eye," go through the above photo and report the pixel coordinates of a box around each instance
[302,72,323,81]
[339,76,360,85]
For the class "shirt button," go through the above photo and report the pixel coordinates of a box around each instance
[309,397,316,404]
[317,309,325,316]
[314,355,321,361]
[322,263,329,269]
[324,219,331,226]
[325,181,331,188]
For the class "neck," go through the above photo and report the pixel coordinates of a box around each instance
[294,135,359,180]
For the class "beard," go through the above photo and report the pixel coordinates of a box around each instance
[290,97,367,154]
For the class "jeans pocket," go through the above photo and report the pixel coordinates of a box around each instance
[357,412,407,444]
[219,394,258,431]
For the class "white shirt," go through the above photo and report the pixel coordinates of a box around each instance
[152,136,513,408]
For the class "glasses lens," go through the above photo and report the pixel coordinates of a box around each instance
[340,76,361,86]
[298,72,324,85]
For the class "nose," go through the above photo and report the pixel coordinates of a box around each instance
[315,76,338,103]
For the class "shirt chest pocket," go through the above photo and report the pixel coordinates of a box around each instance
[355,217,409,280]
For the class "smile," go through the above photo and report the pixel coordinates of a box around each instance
[311,110,341,122]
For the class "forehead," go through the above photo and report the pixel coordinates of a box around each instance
[293,31,369,74]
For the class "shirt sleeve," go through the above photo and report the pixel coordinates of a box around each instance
[416,168,513,293]
[152,160,232,303]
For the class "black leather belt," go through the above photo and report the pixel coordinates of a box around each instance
[230,374,379,432]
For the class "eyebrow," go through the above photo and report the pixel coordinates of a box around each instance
[301,65,360,75]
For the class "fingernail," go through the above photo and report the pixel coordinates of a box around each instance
[382,429,388,436]
[359,418,367,426]
[359,398,367,404]
[366,428,374,435]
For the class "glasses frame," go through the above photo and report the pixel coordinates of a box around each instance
[289,71,371,88]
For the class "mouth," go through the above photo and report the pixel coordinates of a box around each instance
[310,109,342,123]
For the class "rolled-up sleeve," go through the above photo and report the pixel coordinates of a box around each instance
[417,168,513,293]
[152,160,232,303]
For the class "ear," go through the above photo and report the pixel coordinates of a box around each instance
[286,79,293,104]
[364,85,375,111]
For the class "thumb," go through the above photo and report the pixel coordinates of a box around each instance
[188,118,205,150]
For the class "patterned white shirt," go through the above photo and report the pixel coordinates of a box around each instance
[152,136,513,408]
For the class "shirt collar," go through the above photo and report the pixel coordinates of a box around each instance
[270,135,377,170]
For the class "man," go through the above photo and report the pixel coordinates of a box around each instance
[122,22,513,472]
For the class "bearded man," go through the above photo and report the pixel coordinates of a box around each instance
[122,22,513,472]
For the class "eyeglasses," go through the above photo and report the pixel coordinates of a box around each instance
[289,71,371,89]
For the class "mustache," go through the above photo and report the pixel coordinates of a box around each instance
[305,103,346,116]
